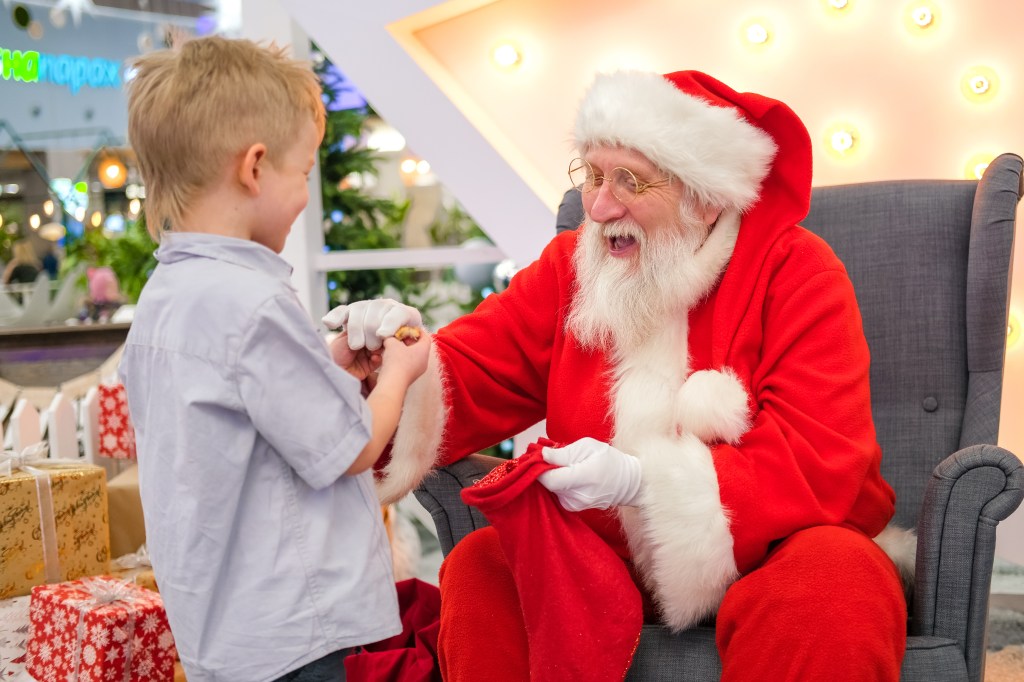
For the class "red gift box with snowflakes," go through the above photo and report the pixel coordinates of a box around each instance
[98,384,137,460]
[24,577,176,682]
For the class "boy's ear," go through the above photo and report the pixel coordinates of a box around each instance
[238,143,268,195]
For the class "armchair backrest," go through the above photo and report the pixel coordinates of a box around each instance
[800,153,1022,529]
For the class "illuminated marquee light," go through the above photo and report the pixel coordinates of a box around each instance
[0,45,122,94]
[1008,310,1021,350]
[963,153,995,180]
[960,66,999,103]
[823,122,861,161]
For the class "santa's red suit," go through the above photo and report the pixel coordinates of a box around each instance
[376,71,908,681]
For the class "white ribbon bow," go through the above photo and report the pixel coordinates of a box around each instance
[73,578,141,682]
[0,441,50,476]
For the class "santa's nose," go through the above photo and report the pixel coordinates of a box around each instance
[584,183,628,224]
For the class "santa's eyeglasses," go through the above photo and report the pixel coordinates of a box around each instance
[568,157,672,204]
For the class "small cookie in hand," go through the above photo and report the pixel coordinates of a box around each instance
[394,325,421,342]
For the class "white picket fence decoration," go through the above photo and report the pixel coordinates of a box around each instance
[46,393,78,460]
[0,345,130,481]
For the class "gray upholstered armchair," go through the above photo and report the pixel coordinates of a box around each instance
[414,153,1024,681]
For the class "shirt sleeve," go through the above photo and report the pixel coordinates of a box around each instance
[236,293,372,490]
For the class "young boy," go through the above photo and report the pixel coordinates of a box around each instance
[118,36,429,682]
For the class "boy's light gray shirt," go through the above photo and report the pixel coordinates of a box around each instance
[119,232,400,682]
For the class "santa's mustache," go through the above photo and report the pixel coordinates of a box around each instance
[596,219,645,242]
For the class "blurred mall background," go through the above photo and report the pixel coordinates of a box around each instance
[0,0,1021,566]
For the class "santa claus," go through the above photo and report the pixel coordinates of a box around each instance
[327,70,910,681]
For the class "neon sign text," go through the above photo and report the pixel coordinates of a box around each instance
[0,46,122,94]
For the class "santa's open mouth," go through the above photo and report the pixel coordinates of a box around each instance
[608,234,638,256]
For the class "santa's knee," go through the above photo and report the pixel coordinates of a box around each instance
[439,526,505,587]
[717,526,906,675]
[437,527,530,681]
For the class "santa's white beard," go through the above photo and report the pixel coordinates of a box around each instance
[567,210,712,353]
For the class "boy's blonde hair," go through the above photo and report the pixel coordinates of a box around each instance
[126,36,326,241]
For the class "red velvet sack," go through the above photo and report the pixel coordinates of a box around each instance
[458,439,643,682]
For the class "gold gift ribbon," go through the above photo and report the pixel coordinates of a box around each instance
[0,443,85,584]
[71,577,139,682]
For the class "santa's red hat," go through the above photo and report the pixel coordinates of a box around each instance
[574,70,809,215]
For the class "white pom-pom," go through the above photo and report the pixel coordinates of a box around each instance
[675,368,751,444]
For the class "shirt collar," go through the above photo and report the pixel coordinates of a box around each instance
[155,232,294,283]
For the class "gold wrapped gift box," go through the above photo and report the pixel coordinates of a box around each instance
[107,462,147,558]
[0,462,111,599]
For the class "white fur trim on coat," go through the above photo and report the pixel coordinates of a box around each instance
[376,341,447,505]
[619,433,738,631]
[574,71,777,213]
[675,368,751,445]
[873,524,917,591]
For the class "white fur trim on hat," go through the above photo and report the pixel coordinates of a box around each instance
[619,432,738,631]
[675,368,751,445]
[574,71,777,213]
[376,340,447,505]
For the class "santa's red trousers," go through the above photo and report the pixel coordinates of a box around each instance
[438,523,906,681]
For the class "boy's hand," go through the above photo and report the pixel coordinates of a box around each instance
[329,332,382,382]
[377,332,430,387]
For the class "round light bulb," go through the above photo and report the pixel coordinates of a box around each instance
[98,157,127,189]
[1007,311,1021,349]
[492,43,522,69]
[904,1,940,32]
[824,123,860,160]
[416,160,431,175]
[90,211,102,228]
[831,130,854,153]
[400,158,417,174]
[29,213,40,229]
[745,23,769,44]
[129,198,141,215]
[963,153,995,180]
[960,66,999,103]
[43,199,53,216]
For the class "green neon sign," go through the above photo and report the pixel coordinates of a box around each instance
[0,48,38,83]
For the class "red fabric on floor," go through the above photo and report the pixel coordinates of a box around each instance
[344,578,442,682]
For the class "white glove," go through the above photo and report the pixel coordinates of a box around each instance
[537,437,642,512]
[321,298,423,351]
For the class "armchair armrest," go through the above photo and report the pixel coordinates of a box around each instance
[912,443,1023,682]
[414,454,505,556]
